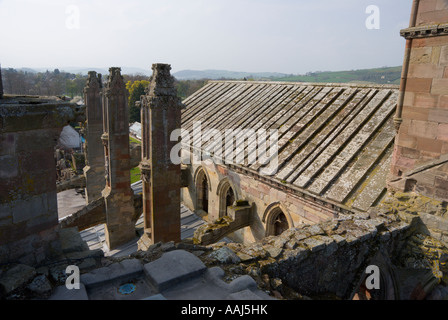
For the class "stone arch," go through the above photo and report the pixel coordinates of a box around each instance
[263,202,294,237]
[193,165,212,191]
[216,178,238,218]
[194,166,211,213]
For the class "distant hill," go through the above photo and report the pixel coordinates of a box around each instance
[9,67,152,76]
[6,66,403,85]
[272,66,403,85]
[172,69,289,80]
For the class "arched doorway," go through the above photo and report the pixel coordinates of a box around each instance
[195,167,210,214]
[225,187,235,216]
[217,178,236,218]
[273,211,289,236]
[263,203,292,237]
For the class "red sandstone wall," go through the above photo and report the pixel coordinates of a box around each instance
[415,0,448,26]
[182,160,335,245]
[391,2,448,177]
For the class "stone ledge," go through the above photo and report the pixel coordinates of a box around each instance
[400,23,448,39]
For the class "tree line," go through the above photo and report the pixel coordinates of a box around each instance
[1,68,209,122]
[1,68,86,97]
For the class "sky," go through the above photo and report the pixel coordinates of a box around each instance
[0,0,412,74]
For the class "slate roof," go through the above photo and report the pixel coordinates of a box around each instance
[181,80,399,213]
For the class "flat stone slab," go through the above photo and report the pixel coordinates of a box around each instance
[0,264,36,295]
[81,258,143,289]
[49,283,89,300]
[144,250,207,292]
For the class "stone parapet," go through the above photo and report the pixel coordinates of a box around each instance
[0,95,78,266]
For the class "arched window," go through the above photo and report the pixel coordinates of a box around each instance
[273,211,289,236]
[263,203,293,237]
[195,167,210,213]
[217,178,237,218]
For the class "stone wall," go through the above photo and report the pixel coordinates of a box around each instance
[182,159,338,245]
[391,2,448,178]
[0,95,77,265]
[379,190,448,247]
[202,206,448,300]
[415,0,448,26]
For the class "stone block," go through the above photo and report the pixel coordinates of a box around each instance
[207,246,241,264]
[144,250,207,292]
[408,63,444,79]
[228,275,258,293]
[0,133,16,156]
[418,10,448,25]
[227,289,263,300]
[81,258,143,289]
[409,120,438,139]
[417,137,443,154]
[418,0,437,14]
[11,195,46,224]
[59,227,89,254]
[0,264,36,295]
[414,93,439,109]
[0,155,18,179]
[303,237,326,252]
[437,123,448,141]
[397,132,418,149]
[431,79,448,95]
[409,48,432,64]
[49,283,89,300]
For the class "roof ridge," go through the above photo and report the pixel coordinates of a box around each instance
[207,80,399,90]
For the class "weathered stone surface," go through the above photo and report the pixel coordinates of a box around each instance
[83,71,105,203]
[102,67,136,250]
[81,258,143,288]
[49,283,89,300]
[144,250,207,291]
[0,264,36,295]
[208,247,241,264]
[27,275,52,295]
[59,227,89,254]
[140,64,184,244]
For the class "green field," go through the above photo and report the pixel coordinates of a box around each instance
[273,66,402,85]
[129,136,141,144]
[130,166,141,184]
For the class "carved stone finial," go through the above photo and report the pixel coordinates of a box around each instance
[84,71,102,92]
[148,63,177,97]
[105,67,126,96]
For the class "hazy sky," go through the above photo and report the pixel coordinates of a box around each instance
[0,0,412,74]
